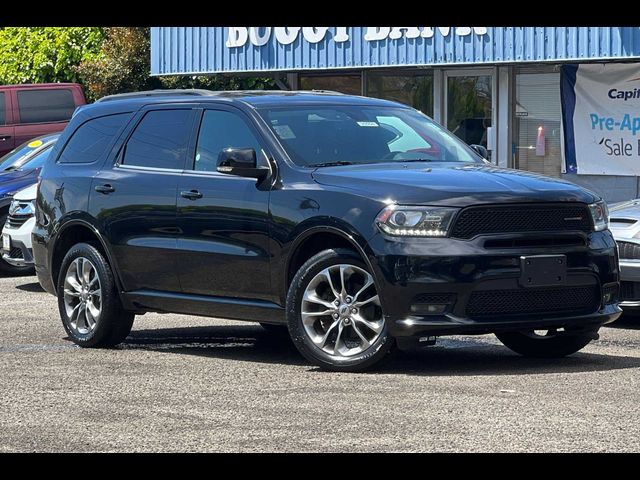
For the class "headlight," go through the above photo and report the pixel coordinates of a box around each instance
[376,205,459,237]
[589,200,609,231]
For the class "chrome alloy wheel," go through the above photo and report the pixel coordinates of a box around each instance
[301,264,384,357]
[63,257,102,335]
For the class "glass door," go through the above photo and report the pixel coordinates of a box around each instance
[444,69,496,160]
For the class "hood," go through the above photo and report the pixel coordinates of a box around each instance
[311,163,599,206]
[609,199,640,240]
[0,169,39,201]
[0,168,34,182]
[13,183,37,202]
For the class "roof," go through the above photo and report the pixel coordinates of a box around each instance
[0,83,81,89]
[83,89,405,117]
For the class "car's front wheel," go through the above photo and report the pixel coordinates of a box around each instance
[287,248,394,371]
[57,242,134,348]
[495,328,598,358]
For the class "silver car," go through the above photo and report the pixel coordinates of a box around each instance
[609,199,640,307]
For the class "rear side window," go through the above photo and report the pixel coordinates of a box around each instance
[58,113,130,164]
[17,89,76,124]
[122,110,192,170]
[0,92,5,125]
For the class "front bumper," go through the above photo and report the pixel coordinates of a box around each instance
[1,217,35,267]
[366,230,621,337]
[393,304,621,337]
[618,259,640,306]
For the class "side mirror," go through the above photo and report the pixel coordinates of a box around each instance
[217,148,270,180]
[470,144,489,160]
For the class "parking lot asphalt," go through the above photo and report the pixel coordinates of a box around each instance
[1,272,639,452]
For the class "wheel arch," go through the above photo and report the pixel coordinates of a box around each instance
[283,223,381,302]
[50,219,124,294]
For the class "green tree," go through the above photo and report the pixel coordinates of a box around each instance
[0,27,105,85]
[159,73,276,91]
[75,27,160,101]
[77,27,277,102]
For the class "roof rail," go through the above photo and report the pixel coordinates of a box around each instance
[308,89,345,95]
[95,89,214,103]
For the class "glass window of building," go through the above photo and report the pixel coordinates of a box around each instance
[514,70,562,178]
[446,75,493,151]
[366,70,434,117]
[299,74,361,95]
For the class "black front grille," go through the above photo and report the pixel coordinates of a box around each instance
[621,281,640,301]
[413,293,456,304]
[6,214,31,229]
[466,285,600,319]
[617,241,640,260]
[451,204,593,239]
[8,246,22,259]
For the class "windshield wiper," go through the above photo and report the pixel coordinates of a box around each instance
[308,161,355,168]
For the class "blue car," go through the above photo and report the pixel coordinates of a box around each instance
[0,133,59,274]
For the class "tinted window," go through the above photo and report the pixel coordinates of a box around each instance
[193,110,264,172]
[17,89,76,124]
[0,92,5,125]
[59,113,130,164]
[123,110,192,170]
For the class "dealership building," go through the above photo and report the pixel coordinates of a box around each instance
[150,27,640,203]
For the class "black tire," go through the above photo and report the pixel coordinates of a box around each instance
[0,213,35,275]
[57,242,134,348]
[259,322,289,334]
[495,328,597,358]
[286,248,394,372]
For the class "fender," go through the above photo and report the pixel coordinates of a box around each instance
[51,217,127,296]
[282,221,382,304]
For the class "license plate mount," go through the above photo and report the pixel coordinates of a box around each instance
[2,233,10,252]
[519,255,567,287]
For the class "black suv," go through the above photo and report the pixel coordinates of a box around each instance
[33,90,621,371]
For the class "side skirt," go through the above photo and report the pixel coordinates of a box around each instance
[121,289,286,324]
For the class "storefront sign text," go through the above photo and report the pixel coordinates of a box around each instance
[226,27,488,48]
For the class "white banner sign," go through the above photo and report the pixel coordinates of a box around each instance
[562,63,640,176]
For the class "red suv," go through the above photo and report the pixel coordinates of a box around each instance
[0,83,86,156]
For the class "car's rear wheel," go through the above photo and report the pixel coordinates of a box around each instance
[287,248,394,371]
[495,328,598,358]
[0,213,34,275]
[57,242,134,348]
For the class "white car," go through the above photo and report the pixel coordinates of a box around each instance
[1,183,37,272]
[609,199,640,307]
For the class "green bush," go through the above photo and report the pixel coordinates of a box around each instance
[0,27,105,85]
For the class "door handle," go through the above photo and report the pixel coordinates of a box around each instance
[180,190,203,200]
[0,135,11,142]
[95,184,115,194]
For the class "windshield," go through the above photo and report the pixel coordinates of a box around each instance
[0,138,54,171]
[258,105,481,167]
[18,145,54,169]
